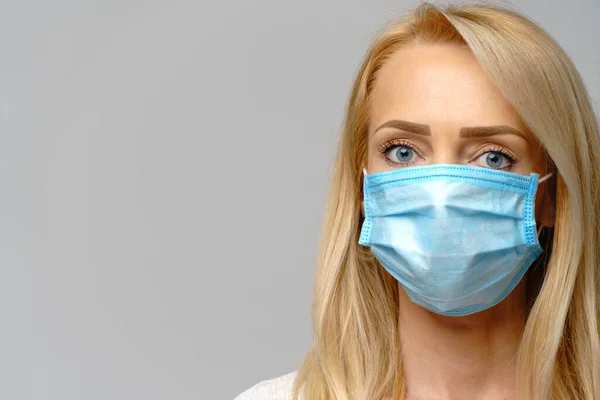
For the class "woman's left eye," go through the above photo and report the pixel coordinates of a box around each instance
[474,151,513,169]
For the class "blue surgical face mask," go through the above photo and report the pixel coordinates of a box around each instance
[359,164,552,317]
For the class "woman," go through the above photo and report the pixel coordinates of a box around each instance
[236,2,600,399]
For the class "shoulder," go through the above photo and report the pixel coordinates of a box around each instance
[234,371,298,400]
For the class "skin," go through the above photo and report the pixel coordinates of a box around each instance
[365,43,555,400]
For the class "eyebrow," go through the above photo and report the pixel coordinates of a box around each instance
[374,120,431,136]
[373,119,526,140]
[459,125,526,139]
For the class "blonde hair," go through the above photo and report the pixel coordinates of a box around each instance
[292,2,600,399]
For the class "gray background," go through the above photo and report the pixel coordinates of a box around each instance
[0,0,597,399]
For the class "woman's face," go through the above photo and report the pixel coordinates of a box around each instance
[367,43,552,225]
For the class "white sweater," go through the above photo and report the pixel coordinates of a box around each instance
[234,371,298,400]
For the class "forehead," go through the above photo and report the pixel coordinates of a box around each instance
[369,43,528,135]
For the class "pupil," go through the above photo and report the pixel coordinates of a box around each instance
[487,152,502,167]
[396,147,412,161]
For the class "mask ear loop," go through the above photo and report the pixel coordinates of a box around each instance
[536,172,554,235]
[539,172,553,184]
[537,224,545,235]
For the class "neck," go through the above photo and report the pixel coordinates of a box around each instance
[399,280,527,400]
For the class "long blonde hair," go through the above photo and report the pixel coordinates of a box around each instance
[292,2,600,399]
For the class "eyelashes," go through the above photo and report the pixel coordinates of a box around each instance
[376,139,519,170]
[378,139,421,167]
[377,138,415,154]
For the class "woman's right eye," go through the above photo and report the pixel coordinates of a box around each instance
[386,145,417,164]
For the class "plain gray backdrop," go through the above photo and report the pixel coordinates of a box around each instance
[1,0,597,399]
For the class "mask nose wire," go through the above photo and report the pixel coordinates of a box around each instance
[364,168,554,181]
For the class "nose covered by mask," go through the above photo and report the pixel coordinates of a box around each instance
[359,164,552,317]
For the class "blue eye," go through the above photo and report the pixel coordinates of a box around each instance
[387,145,416,164]
[474,151,513,169]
